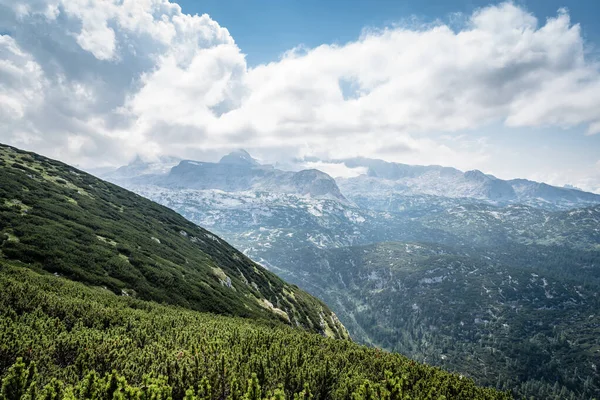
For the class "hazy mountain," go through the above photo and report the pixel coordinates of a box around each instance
[100,154,182,182]
[335,157,600,210]
[103,150,347,201]
[218,149,260,166]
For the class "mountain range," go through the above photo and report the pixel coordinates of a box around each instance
[335,157,600,210]
[104,150,346,201]
[99,150,600,399]
[104,151,600,211]
[0,143,513,399]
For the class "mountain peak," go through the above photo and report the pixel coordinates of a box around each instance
[219,149,259,166]
[127,154,181,167]
[130,154,146,166]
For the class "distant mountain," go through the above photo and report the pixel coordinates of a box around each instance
[0,143,347,338]
[508,178,600,206]
[103,153,600,210]
[219,149,260,166]
[335,157,600,210]
[104,150,347,201]
[102,150,600,398]
[101,154,182,182]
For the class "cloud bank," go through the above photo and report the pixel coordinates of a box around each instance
[0,0,599,189]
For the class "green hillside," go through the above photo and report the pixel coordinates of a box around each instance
[276,242,600,399]
[0,143,510,398]
[0,143,346,339]
[0,262,509,399]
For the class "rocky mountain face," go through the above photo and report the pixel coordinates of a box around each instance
[102,151,600,398]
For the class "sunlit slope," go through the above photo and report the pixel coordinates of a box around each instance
[0,143,346,338]
[0,262,510,399]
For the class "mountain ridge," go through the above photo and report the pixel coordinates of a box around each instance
[104,152,600,210]
[333,157,600,210]
[0,143,348,339]
[104,151,348,202]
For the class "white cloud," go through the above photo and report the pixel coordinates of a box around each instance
[0,0,599,181]
[0,35,46,121]
[0,0,238,166]
[527,164,600,195]
[299,161,368,179]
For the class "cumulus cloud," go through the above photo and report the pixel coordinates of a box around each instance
[0,36,45,119]
[0,0,599,176]
[0,0,240,166]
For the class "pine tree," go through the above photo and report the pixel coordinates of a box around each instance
[244,374,261,400]
[352,381,378,400]
[197,377,211,400]
[293,383,313,400]
[38,379,63,400]
[0,358,36,400]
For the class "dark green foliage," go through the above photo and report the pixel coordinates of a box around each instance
[0,263,509,400]
[278,242,600,399]
[0,358,36,400]
[0,143,345,339]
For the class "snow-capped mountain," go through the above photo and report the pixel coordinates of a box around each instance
[104,150,346,201]
[335,157,600,210]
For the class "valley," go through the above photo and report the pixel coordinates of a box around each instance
[0,143,513,399]
[103,150,600,399]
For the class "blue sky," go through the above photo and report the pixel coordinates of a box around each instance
[0,0,599,192]
[178,0,600,66]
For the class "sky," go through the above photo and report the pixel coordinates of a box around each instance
[1,0,600,192]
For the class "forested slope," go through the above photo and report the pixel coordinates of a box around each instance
[0,143,345,338]
[0,262,510,399]
[275,242,600,399]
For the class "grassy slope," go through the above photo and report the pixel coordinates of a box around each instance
[0,261,509,399]
[0,143,346,339]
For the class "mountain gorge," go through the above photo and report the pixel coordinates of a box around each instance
[102,150,600,399]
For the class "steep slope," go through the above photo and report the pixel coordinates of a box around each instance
[0,143,347,339]
[0,263,509,399]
